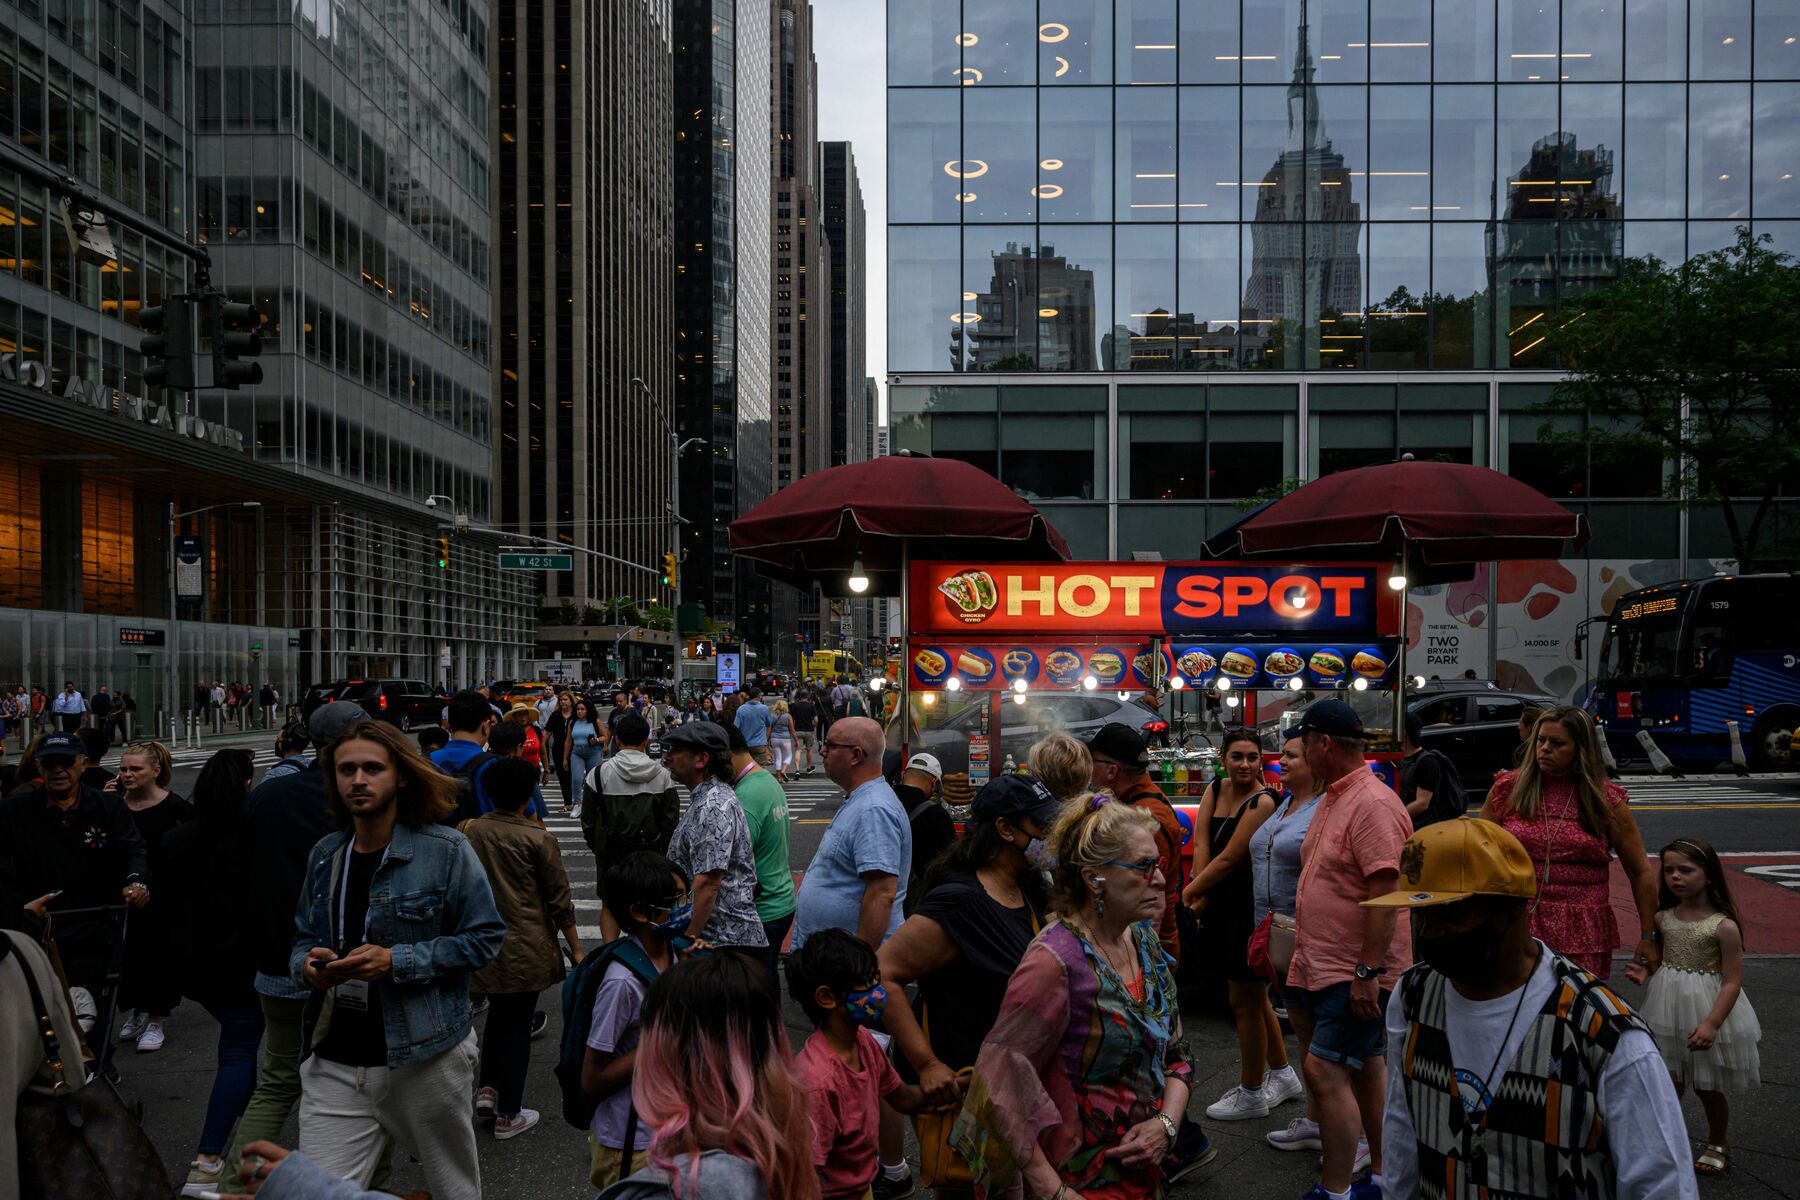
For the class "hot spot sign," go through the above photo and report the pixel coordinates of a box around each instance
[912,562,1398,641]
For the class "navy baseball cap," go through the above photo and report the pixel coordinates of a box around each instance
[972,774,1063,827]
[1292,699,1367,740]
[35,731,85,761]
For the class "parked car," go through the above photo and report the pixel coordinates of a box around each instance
[300,678,445,732]
[916,694,1164,776]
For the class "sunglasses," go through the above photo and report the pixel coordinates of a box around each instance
[1101,856,1166,877]
[823,740,861,754]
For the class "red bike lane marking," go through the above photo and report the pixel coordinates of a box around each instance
[1610,854,1800,957]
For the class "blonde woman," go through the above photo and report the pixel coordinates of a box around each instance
[768,698,795,782]
[112,741,193,1052]
[954,796,1194,1200]
[1479,704,1660,979]
[1029,732,1093,804]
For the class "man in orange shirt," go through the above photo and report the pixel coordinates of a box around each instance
[1287,700,1412,1200]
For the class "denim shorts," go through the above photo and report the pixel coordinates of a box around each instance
[1303,981,1389,1070]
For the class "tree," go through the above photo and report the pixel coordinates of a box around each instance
[1540,228,1800,571]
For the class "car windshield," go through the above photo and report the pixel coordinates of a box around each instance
[1599,614,1684,684]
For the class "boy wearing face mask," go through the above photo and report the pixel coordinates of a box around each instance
[1370,819,1695,1200]
[581,851,692,1189]
[789,928,933,1200]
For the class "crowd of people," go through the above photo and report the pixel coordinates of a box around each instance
[0,684,1764,1200]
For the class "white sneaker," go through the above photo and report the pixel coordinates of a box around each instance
[1355,1139,1372,1174]
[474,1087,497,1121]
[1205,1083,1271,1121]
[1262,1065,1305,1108]
[1266,1117,1322,1152]
[117,1010,147,1042]
[136,1022,166,1052]
[494,1108,540,1140]
[180,1159,224,1197]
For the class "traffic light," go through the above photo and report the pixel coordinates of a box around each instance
[435,537,450,569]
[693,638,712,658]
[139,299,196,391]
[660,551,678,589]
[211,298,264,389]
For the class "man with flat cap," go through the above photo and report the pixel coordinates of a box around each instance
[660,720,767,953]
[1372,818,1695,1200]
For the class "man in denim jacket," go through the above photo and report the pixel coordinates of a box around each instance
[290,721,505,1200]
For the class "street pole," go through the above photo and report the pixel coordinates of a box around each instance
[669,420,682,702]
[167,502,177,740]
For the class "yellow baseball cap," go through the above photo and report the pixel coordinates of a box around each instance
[1361,817,1538,909]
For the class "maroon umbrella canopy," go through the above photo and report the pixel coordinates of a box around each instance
[1211,460,1590,568]
[729,456,1070,593]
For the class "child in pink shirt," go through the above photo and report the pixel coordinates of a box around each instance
[787,929,930,1200]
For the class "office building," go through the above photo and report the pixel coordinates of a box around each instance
[0,0,533,709]
[886,0,1800,698]
[820,141,867,469]
[495,0,678,676]
[673,0,774,654]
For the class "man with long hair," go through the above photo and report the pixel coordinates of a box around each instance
[290,721,505,1200]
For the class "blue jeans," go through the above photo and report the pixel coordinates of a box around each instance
[570,743,604,789]
[199,1001,266,1155]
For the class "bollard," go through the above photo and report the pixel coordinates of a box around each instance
[1634,729,1683,778]
[1599,732,1619,775]
[1724,719,1751,776]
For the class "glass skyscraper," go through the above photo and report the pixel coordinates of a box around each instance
[886,0,1800,701]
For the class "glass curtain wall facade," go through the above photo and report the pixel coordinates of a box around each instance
[673,0,773,647]
[887,0,1800,701]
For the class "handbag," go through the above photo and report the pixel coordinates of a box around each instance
[911,1002,975,1188]
[1246,799,1298,983]
[4,936,174,1200]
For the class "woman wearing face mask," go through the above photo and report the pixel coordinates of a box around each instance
[953,797,1193,1200]
[876,776,1060,1197]
[1179,728,1292,1124]
[111,740,193,1053]
[1478,705,1661,980]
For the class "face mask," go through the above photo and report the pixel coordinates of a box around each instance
[844,983,888,1027]
[649,902,694,940]
[1023,836,1057,876]
[1417,913,1508,988]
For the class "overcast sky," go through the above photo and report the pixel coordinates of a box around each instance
[811,1,888,420]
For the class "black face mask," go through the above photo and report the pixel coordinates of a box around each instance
[1416,910,1511,988]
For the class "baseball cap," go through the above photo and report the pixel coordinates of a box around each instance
[1291,699,1366,740]
[1086,722,1149,769]
[903,752,943,781]
[34,731,84,761]
[1361,818,1538,909]
[971,774,1063,828]
[309,700,371,744]
[663,721,729,756]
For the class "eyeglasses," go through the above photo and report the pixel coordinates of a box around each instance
[1102,856,1166,877]
[823,740,860,754]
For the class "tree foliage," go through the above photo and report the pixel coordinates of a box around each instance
[1540,228,1800,571]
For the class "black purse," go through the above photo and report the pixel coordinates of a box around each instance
[3,935,174,1199]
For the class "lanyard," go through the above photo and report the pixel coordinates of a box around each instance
[734,761,757,783]
[335,843,391,953]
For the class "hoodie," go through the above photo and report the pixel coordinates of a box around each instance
[582,747,682,869]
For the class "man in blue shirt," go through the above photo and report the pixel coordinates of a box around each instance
[429,691,540,821]
[732,687,775,768]
[791,716,910,952]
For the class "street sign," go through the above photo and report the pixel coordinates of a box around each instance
[175,536,205,602]
[499,552,574,571]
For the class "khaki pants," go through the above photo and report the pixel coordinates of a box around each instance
[590,1137,642,1189]
[298,1030,482,1200]
[751,745,775,768]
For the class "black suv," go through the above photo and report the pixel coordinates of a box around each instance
[1409,686,1558,792]
[301,678,444,731]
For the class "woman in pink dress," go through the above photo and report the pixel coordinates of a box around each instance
[1479,704,1662,978]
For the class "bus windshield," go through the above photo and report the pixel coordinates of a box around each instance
[1598,610,1685,684]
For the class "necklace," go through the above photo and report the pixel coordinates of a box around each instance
[1460,954,1537,1118]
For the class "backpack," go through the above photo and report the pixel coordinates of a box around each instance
[442,749,495,826]
[594,775,674,871]
[1415,749,1469,826]
[555,936,660,1130]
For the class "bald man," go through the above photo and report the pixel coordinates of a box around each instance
[792,716,910,953]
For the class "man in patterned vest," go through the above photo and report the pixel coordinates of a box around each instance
[1369,818,1696,1200]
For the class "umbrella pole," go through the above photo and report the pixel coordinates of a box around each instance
[1394,542,1409,746]
[899,543,911,759]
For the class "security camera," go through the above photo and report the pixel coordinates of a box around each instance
[425,496,438,508]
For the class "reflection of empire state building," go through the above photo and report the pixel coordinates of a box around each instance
[1241,13,1361,364]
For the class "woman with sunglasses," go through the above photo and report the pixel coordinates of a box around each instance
[953,797,1192,1200]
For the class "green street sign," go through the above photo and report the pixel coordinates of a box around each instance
[499,552,574,571]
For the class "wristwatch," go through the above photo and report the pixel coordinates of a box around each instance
[1354,963,1385,981]
[1155,1112,1179,1144]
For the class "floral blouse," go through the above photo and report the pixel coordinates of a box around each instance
[952,918,1193,1200]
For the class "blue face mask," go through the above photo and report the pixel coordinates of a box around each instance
[844,983,888,1027]
[649,902,694,940]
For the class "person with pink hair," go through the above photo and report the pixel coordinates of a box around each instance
[600,952,819,1200]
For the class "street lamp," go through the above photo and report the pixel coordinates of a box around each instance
[632,377,703,696]
[167,500,260,738]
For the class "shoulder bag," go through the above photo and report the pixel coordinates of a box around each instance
[1245,799,1298,984]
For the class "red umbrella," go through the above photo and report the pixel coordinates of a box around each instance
[729,455,1070,593]
[1209,459,1589,570]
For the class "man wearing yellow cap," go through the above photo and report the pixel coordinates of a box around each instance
[1369,818,1696,1200]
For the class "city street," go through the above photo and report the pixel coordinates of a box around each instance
[111,752,1800,1197]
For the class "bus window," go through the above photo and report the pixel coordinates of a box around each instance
[1600,616,1683,682]
[1688,621,1734,680]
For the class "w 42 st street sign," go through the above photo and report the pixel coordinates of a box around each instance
[499,552,574,571]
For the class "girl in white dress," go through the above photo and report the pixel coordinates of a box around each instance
[1626,836,1759,1177]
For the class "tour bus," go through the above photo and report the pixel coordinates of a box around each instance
[1590,573,1800,771]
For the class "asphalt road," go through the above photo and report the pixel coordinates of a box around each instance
[107,741,1800,1197]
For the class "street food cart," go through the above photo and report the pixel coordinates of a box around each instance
[902,560,1406,862]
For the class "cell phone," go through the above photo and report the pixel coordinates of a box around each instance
[48,890,63,899]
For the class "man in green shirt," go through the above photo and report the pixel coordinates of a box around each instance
[727,723,797,984]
